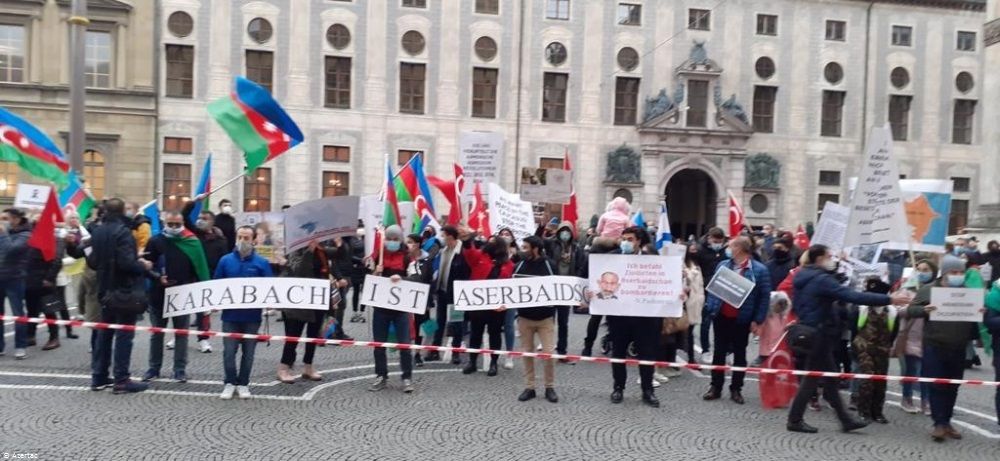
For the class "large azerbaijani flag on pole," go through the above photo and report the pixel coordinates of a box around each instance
[58,170,96,220]
[393,154,438,233]
[0,107,70,187]
[207,77,304,173]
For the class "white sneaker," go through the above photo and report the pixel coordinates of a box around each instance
[236,385,252,399]
[220,384,236,400]
[198,340,212,353]
[699,352,713,364]
[14,348,26,360]
[653,373,670,383]
[638,377,661,388]
[503,356,514,370]
[165,339,175,350]
[663,367,683,378]
[536,344,543,351]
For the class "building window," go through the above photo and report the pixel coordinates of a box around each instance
[756,14,777,36]
[324,56,351,109]
[163,163,191,212]
[322,171,350,197]
[243,167,272,212]
[402,0,427,7]
[475,0,499,15]
[614,77,639,126]
[688,9,710,30]
[401,30,425,55]
[891,25,912,47]
[818,170,841,187]
[474,36,498,61]
[952,99,976,145]
[472,67,498,118]
[951,176,970,193]
[163,137,193,154]
[165,44,194,98]
[0,24,25,83]
[825,20,846,41]
[618,3,641,26]
[323,145,350,163]
[817,193,840,215]
[949,199,968,234]
[957,31,976,51]
[755,57,775,79]
[888,95,911,141]
[890,67,909,89]
[617,47,639,71]
[245,50,273,92]
[545,42,567,66]
[821,90,845,137]
[398,150,421,165]
[686,80,709,127]
[752,86,777,133]
[955,72,974,93]
[542,72,568,123]
[399,62,426,114]
[750,194,769,213]
[247,18,273,44]
[546,0,570,20]
[82,150,105,199]
[85,31,112,88]
[326,24,351,50]
[167,11,194,38]
[0,162,18,198]
[824,62,843,85]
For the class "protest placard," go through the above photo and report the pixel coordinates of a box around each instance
[284,196,360,253]
[459,131,503,201]
[236,212,285,263]
[360,195,415,257]
[14,183,51,210]
[844,126,909,247]
[488,182,535,240]
[360,275,431,314]
[811,202,850,254]
[519,167,571,204]
[929,287,985,322]
[705,265,756,309]
[454,276,587,311]
[881,179,953,253]
[163,278,330,318]
[587,254,684,317]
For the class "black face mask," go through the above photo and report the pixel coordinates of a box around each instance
[773,249,790,260]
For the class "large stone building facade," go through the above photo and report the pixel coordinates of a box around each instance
[0,0,156,205]
[152,0,989,237]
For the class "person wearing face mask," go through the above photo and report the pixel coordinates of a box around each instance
[141,211,212,384]
[213,199,237,251]
[124,202,151,256]
[905,254,983,442]
[695,227,728,363]
[547,222,586,362]
[190,210,229,353]
[786,245,910,434]
[404,233,434,367]
[426,225,472,363]
[0,208,33,359]
[460,233,514,376]
[893,259,936,415]
[984,240,1000,285]
[368,225,416,393]
[350,223,368,323]
[494,227,519,368]
[765,239,796,292]
[580,237,620,356]
[512,236,560,403]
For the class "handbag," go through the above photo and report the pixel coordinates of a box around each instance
[40,289,66,315]
[100,248,148,315]
[785,323,819,356]
[662,307,690,335]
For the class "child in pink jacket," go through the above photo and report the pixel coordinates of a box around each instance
[756,291,792,365]
[596,197,631,239]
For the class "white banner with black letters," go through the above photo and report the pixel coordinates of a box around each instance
[454,276,588,311]
[163,278,330,318]
[360,275,432,314]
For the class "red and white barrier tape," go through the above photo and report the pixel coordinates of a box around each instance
[3,315,998,387]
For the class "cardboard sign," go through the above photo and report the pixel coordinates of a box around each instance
[236,212,285,264]
[454,276,588,311]
[284,196,360,253]
[843,126,909,247]
[488,182,535,240]
[811,202,850,254]
[929,287,984,322]
[519,167,571,204]
[705,265,756,309]
[162,278,330,318]
[881,179,954,253]
[587,254,684,317]
[14,184,51,210]
[458,131,504,202]
[360,275,431,314]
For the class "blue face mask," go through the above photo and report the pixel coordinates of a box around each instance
[710,243,724,251]
[724,247,733,259]
[620,241,634,254]
[386,241,401,252]
[946,274,965,287]
[916,271,934,284]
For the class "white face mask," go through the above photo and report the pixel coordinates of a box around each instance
[236,241,253,257]
[221,205,233,215]
[163,226,183,237]
[821,259,837,271]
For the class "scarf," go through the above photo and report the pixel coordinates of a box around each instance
[167,229,211,281]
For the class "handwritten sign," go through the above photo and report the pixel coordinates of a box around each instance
[459,131,504,202]
[360,275,431,314]
[705,265,756,309]
[811,202,850,254]
[843,126,909,247]
[163,278,330,318]
[587,254,684,317]
[454,276,587,311]
[488,182,535,240]
[929,287,984,322]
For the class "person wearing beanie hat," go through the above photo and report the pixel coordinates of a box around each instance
[894,258,936,415]
[368,223,416,394]
[905,253,982,441]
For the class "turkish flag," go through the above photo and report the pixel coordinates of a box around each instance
[794,224,811,250]
[561,151,578,234]
[759,335,799,409]
[728,191,746,237]
[467,182,491,237]
[27,189,65,261]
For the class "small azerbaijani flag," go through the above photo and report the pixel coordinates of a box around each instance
[58,170,96,221]
[188,154,212,223]
[382,162,401,228]
[0,106,70,187]
[393,154,438,233]
[207,77,304,173]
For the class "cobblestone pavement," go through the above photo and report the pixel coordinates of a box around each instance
[1,310,998,460]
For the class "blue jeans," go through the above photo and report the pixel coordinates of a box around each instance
[91,307,139,385]
[900,354,929,402]
[504,308,516,351]
[372,307,412,379]
[922,344,966,427]
[0,279,27,351]
[222,321,260,386]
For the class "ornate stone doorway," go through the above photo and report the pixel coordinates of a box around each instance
[665,168,717,240]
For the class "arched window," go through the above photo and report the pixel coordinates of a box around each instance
[83,150,106,199]
[0,162,18,199]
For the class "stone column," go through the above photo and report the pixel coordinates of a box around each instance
[973,0,1000,228]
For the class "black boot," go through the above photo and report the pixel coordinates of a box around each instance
[642,389,660,408]
[610,387,624,404]
[787,421,819,433]
[65,326,79,339]
[487,359,498,376]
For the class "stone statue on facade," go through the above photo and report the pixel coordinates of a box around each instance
[605,145,641,184]
[713,85,750,125]
[745,153,781,189]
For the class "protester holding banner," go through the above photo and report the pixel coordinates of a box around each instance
[0,208,32,359]
[349,225,368,323]
[703,236,771,405]
[278,242,334,383]
[427,225,471,363]
[580,237,619,357]
[786,245,907,434]
[405,233,435,367]
[460,232,514,376]
[696,227,728,363]
[548,221,587,361]
[192,209,229,353]
[512,235,559,403]
[905,254,983,441]
[325,236,356,342]
[369,225,415,393]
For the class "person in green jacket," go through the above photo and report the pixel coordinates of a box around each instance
[906,254,983,442]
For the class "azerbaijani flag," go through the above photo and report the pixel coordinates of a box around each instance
[0,107,70,187]
[188,154,212,223]
[58,170,96,221]
[382,163,401,227]
[167,228,211,281]
[394,154,437,233]
[143,202,162,236]
[207,77,304,173]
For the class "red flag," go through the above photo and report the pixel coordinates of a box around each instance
[454,163,466,199]
[794,224,810,250]
[27,189,64,261]
[728,191,746,237]
[759,334,799,409]
[368,228,383,262]
[467,183,491,237]
[561,151,578,233]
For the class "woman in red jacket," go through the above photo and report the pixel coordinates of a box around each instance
[461,233,514,376]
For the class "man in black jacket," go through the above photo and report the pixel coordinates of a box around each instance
[0,208,32,359]
[192,209,229,353]
[695,227,728,363]
[426,225,471,363]
[23,237,64,351]
[514,236,560,403]
[90,198,154,394]
[214,199,237,251]
[547,221,586,360]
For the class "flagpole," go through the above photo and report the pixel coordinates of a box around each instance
[194,172,245,202]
